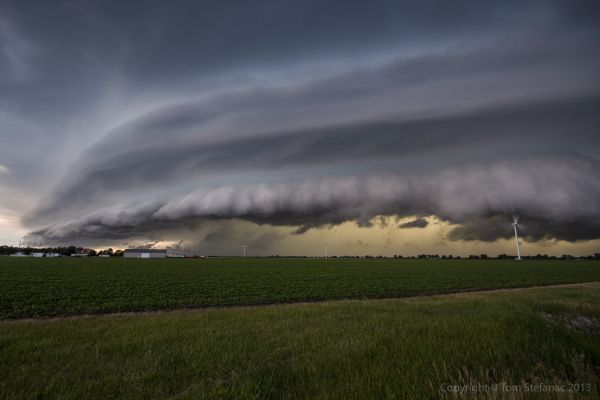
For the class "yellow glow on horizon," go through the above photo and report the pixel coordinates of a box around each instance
[86,216,600,256]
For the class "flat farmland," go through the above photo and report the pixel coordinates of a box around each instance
[1,257,600,319]
[1,283,599,399]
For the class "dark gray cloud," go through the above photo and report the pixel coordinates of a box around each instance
[24,156,600,244]
[23,72,600,226]
[399,219,429,229]
[1,0,599,247]
[23,86,600,243]
[6,0,597,88]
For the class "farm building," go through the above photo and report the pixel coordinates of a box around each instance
[124,249,167,259]
[32,252,45,257]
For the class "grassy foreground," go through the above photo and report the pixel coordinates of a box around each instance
[1,283,599,399]
[2,257,600,318]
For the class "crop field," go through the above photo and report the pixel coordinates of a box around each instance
[1,283,599,399]
[1,257,600,319]
[1,257,599,399]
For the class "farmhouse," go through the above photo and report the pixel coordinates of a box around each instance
[124,249,167,259]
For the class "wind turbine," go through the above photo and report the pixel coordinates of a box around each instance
[512,216,521,261]
[242,245,248,257]
[324,240,329,259]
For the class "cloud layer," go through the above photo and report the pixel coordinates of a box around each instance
[1,0,598,248]
[26,156,600,244]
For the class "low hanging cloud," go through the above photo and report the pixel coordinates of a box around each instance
[399,218,429,229]
[14,0,600,247]
[25,156,600,244]
[23,92,600,245]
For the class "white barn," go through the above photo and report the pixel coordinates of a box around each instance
[124,249,167,259]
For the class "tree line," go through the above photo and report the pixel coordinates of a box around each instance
[1,245,599,259]
[0,245,123,257]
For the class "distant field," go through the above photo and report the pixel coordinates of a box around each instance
[1,257,600,319]
[1,283,599,399]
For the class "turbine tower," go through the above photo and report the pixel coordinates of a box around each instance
[512,217,521,261]
[242,245,248,257]
[324,240,329,259]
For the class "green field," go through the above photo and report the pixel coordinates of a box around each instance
[1,257,599,399]
[1,257,600,319]
[1,283,599,399]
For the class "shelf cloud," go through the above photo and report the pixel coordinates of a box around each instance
[25,156,600,243]
[1,0,598,250]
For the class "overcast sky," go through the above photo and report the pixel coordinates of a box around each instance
[1,0,599,255]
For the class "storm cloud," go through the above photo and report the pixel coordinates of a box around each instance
[1,0,599,249]
[399,219,429,229]
[25,157,600,243]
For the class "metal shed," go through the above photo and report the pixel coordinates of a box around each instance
[123,249,167,259]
